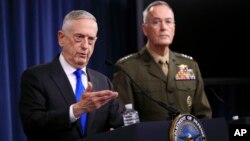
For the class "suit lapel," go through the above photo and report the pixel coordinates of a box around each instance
[49,56,76,105]
[50,56,86,136]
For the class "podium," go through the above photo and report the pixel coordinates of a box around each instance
[79,118,229,141]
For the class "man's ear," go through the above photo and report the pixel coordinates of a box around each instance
[142,23,147,36]
[58,31,64,47]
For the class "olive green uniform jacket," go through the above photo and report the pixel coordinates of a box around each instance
[113,47,212,121]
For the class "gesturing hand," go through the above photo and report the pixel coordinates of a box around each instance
[73,82,118,118]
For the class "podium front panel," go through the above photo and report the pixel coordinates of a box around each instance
[80,118,228,141]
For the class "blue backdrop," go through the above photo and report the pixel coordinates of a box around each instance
[0,0,139,141]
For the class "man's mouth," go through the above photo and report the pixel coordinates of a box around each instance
[79,53,87,58]
[159,35,169,38]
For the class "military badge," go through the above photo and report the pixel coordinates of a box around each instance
[187,96,192,107]
[175,64,196,80]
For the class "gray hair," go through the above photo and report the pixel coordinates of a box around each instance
[62,10,97,30]
[143,1,172,23]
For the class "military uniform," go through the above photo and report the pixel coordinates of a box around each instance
[113,47,212,121]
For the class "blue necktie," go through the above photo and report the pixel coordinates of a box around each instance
[74,69,87,135]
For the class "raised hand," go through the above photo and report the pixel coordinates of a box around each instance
[73,82,118,118]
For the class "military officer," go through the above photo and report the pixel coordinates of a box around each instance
[112,1,212,121]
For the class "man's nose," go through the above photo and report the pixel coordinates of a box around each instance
[80,37,90,48]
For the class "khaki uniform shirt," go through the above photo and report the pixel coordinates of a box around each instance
[113,47,212,121]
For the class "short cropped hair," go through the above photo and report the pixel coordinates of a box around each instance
[62,10,97,31]
[143,1,172,23]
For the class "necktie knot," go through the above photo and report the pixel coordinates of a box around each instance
[158,60,168,76]
[74,69,83,79]
[158,60,164,65]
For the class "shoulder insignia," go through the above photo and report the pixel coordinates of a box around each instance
[117,54,134,63]
[181,54,193,60]
[176,53,193,60]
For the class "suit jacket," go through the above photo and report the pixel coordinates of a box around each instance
[113,47,212,121]
[19,55,123,141]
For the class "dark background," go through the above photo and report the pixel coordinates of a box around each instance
[143,0,250,121]
[144,0,250,79]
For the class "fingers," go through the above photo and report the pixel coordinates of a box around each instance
[75,82,118,115]
[80,90,118,112]
[85,82,93,92]
[97,91,117,107]
[94,90,118,99]
[93,91,118,105]
[80,82,92,99]
[90,90,118,105]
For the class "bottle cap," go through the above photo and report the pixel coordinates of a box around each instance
[125,104,133,110]
[232,115,239,120]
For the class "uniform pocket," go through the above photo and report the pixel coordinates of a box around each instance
[175,80,196,91]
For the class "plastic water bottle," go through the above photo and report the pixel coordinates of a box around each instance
[123,103,140,126]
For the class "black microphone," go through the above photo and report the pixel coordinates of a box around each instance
[105,59,180,120]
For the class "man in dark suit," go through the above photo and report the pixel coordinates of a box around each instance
[19,10,123,141]
[112,1,212,121]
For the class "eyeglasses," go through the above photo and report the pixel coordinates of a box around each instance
[72,33,97,44]
[146,18,175,27]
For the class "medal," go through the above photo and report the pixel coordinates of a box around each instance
[175,64,196,80]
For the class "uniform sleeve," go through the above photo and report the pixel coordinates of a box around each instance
[112,64,135,112]
[191,62,212,118]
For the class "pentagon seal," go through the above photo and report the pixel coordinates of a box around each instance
[170,114,206,141]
